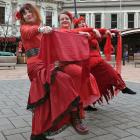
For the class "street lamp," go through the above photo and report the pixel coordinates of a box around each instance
[74,0,78,18]
[119,0,122,30]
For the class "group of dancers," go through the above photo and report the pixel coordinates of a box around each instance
[16,3,136,140]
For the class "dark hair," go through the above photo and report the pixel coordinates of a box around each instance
[19,3,41,25]
[58,11,73,22]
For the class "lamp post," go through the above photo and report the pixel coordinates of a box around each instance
[74,0,78,18]
[119,0,125,65]
[119,0,122,30]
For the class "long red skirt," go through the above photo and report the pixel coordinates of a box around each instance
[63,64,100,107]
[27,61,80,136]
[90,56,126,103]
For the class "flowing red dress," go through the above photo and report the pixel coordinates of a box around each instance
[20,24,81,137]
[39,29,100,108]
[73,27,126,103]
[59,29,100,107]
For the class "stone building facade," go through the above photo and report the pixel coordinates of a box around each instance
[63,0,140,30]
[0,0,63,37]
[62,0,140,58]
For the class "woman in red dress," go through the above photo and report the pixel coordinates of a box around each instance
[73,16,136,106]
[17,4,89,140]
[58,11,100,108]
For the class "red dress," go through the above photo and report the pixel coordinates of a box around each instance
[56,29,100,107]
[20,24,80,137]
[72,27,126,103]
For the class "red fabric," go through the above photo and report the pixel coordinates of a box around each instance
[20,25,41,52]
[115,34,122,74]
[39,31,100,107]
[18,41,23,53]
[63,64,100,107]
[39,31,89,63]
[90,60,126,103]
[73,26,125,103]
[98,28,107,35]
[28,62,79,135]
[21,24,82,136]
[104,35,114,61]
[73,16,86,25]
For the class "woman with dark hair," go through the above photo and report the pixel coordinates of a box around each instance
[73,16,136,107]
[17,3,90,140]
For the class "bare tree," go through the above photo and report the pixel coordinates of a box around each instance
[0,3,18,51]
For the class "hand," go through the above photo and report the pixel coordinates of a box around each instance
[93,29,101,38]
[111,33,116,37]
[38,26,52,34]
[43,26,52,34]
[105,30,112,36]
[79,31,91,37]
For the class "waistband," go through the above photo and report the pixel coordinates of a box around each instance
[26,48,40,58]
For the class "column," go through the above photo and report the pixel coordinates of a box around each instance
[52,8,58,27]
[123,12,127,29]
[90,13,95,28]
[101,12,105,28]
[135,12,139,28]
[86,13,90,26]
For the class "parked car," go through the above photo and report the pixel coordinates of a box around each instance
[0,51,17,69]
[0,51,15,56]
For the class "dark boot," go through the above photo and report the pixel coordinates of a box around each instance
[30,134,54,140]
[84,105,98,111]
[122,87,136,95]
[71,111,89,135]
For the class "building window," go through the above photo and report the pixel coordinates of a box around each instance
[111,14,117,29]
[95,14,101,28]
[0,7,5,24]
[79,0,86,2]
[128,13,134,28]
[46,11,52,26]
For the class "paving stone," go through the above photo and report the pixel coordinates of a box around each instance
[105,126,131,138]
[6,134,25,140]
[88,134,119,140]
[115,121,140,130]
[0,132,6,140]
[0,65,140,140]
[22,132,31,140]
[119,136,140,140]
[2,127,31,135]
[89,126,109,136]
[125,127,140,137]
[64,132,96,140]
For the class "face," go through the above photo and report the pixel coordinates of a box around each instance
[59,14,71,29]
[23,9,36,23]
[78,20,86,28]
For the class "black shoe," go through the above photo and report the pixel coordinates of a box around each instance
[122,87,136,95]
[31,134,54,140]
[84,106,98,111]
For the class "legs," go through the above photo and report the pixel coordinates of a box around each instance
[71,109,89,135]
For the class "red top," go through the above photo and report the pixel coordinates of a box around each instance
[20,24,42,64]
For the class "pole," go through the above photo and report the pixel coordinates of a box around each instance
[74,0,78,18]
[119,0,122,30]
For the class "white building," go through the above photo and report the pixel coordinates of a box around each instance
[0,0,63,37]
[63,0,140,30]
[62,0,140,59]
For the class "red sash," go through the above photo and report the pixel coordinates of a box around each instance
[39,31,90,83]
[39,31,89,64]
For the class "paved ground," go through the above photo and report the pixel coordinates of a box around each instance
[0,63,140,140]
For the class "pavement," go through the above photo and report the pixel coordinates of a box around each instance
[0,62,140,140]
